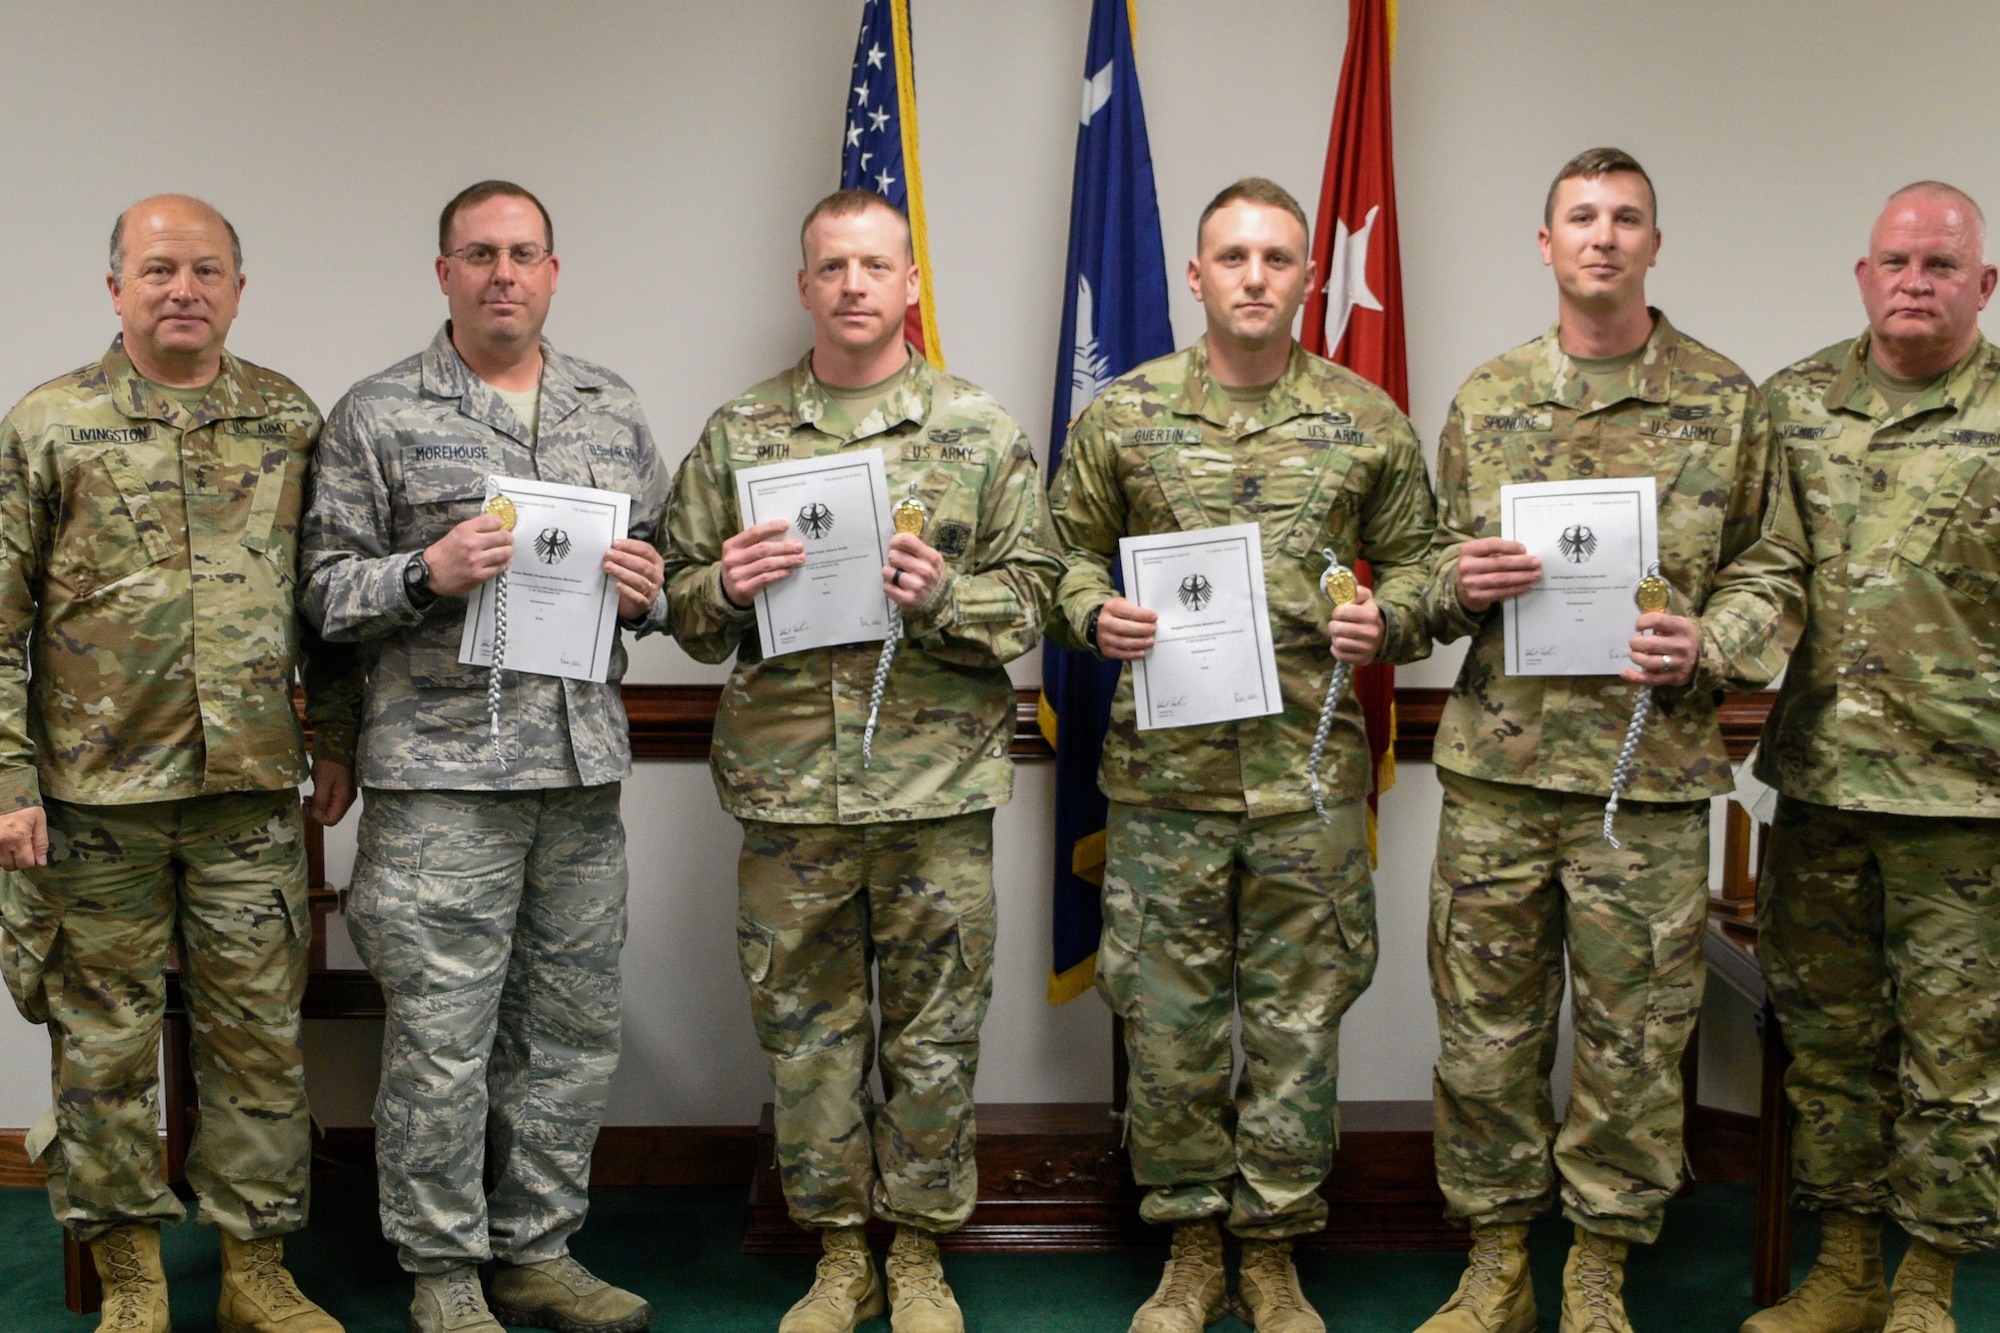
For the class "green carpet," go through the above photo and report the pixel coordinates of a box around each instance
[4,1182,1997,1331]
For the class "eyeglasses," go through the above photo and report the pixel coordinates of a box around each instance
[443,242,552,269]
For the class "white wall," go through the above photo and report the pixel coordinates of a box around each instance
[5,0,1996,1129]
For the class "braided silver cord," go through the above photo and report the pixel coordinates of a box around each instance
[487,573,507,764]
[1602,684,1652,849]
[862,604,902,768]
[1307,660,1353,823]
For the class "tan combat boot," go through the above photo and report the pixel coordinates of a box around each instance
[487,1254,652,1333]
[884,1226,964,1333]
[410,1267,504,1333]
[1883,1237,1956,1333]
[1560,1228,1633,1333]
[1129,1219,1227,1333]
[1236,1238,1325,1333]
[1740,1212,1888,1333]
[1415,1223,1537,1333]
[89,1224,171,1333]
[779,1227,884,1333]
[216,1234,343,1333]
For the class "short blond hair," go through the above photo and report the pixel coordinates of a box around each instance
[1196,178,1310,252]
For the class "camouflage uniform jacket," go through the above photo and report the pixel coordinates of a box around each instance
[1755,332,2000,817]
[664,349,1062,825]
[1424,312,1800,801]
[1048,337,1437,817]
[0,339,358,815]
[300,324,668,791]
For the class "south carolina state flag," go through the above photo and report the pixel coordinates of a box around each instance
[1041,0,1173,1005]
[1301,0,1405,858]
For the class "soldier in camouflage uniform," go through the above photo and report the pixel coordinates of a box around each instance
[1049,179,1436,1333]
[0,195,356,1333]
[1744,182,2000,1333]
[299,182,663,1333]
[664,189,1061,1333]
[1413,151,1800,1333]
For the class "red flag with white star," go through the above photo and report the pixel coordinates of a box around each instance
[1301,0,1404,861]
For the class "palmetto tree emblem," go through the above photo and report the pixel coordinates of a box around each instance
[797,503,835,540]
[1177,574,1214,612]
[1558,524,1598,563]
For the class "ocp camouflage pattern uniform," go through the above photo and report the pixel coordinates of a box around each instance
[1755,331,2000,1256]
[0,339,359,1243]
[1047,337,1436,1238]
[299,324,668,1273]
[1423,314,1801,1244]
[664,348,1061,1233]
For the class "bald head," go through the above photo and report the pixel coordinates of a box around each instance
[111,194,241,278]
[1857,180,1997,377]
[1875,181,1986,259]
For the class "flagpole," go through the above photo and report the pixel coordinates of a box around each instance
[889,0,945,368]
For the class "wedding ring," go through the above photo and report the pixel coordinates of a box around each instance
[1659,653,1673,670]
[893,569,904,588]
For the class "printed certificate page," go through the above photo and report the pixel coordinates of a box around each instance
[1120,522,1283,731]
[1499,476,1659,676]
[459,475,631,683]
[734,448,893,658]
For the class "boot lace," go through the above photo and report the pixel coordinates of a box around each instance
[1243,1243,1308,1314]
[440,1269,487,1322]
[1152,1227,1216,1309]
[239,1238,306,1311]
[1454,1230,1514,1312]
[1570,1236,1627,1332]
[538,1254,605,1294]
[798,1235,870,1310]
[888,1232,948,1307]
[96,1231,154,1331]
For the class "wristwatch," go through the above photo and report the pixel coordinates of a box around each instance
[403,551,437,609]
[1085,606,1103,652]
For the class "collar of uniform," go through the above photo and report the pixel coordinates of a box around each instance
[100,335,270,431]
[1825,328,1991,425]
[420,322,602,443]
[788,343,933,441]
[1528,308,1677,412]
[1173,337,1317,430]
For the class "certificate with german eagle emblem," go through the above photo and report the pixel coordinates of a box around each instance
[1499,476,1659,676]
[1119,522,1282,731]
[733,447,895,658]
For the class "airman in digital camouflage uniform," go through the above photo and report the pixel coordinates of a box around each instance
[664,189,1062,1333]
[0,195,358,1333]
[1048,178,1437,1333]
[1743,182,2000,1333]
[1413,150,1800,1333]
[299,181,666,1333]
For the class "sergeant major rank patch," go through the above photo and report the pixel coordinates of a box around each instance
[931,521,972,558]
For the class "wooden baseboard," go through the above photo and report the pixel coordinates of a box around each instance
[5,1099,1763,1252]
[744,1100,1465,1254]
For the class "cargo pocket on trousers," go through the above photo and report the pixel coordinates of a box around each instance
[0,877,59,1025]
[1094,876,1144,1019]
[1642,892,1709,1065]
[377,1088,458,1173]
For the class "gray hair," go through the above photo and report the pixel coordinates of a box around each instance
[109,197,243,276]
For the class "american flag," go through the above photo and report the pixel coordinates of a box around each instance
[839,0,943,364]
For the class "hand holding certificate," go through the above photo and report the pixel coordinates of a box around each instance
[460,475,631,683]
[732,448,894,658]
[1120,523,1282,731]
[1499,476,1660,676]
